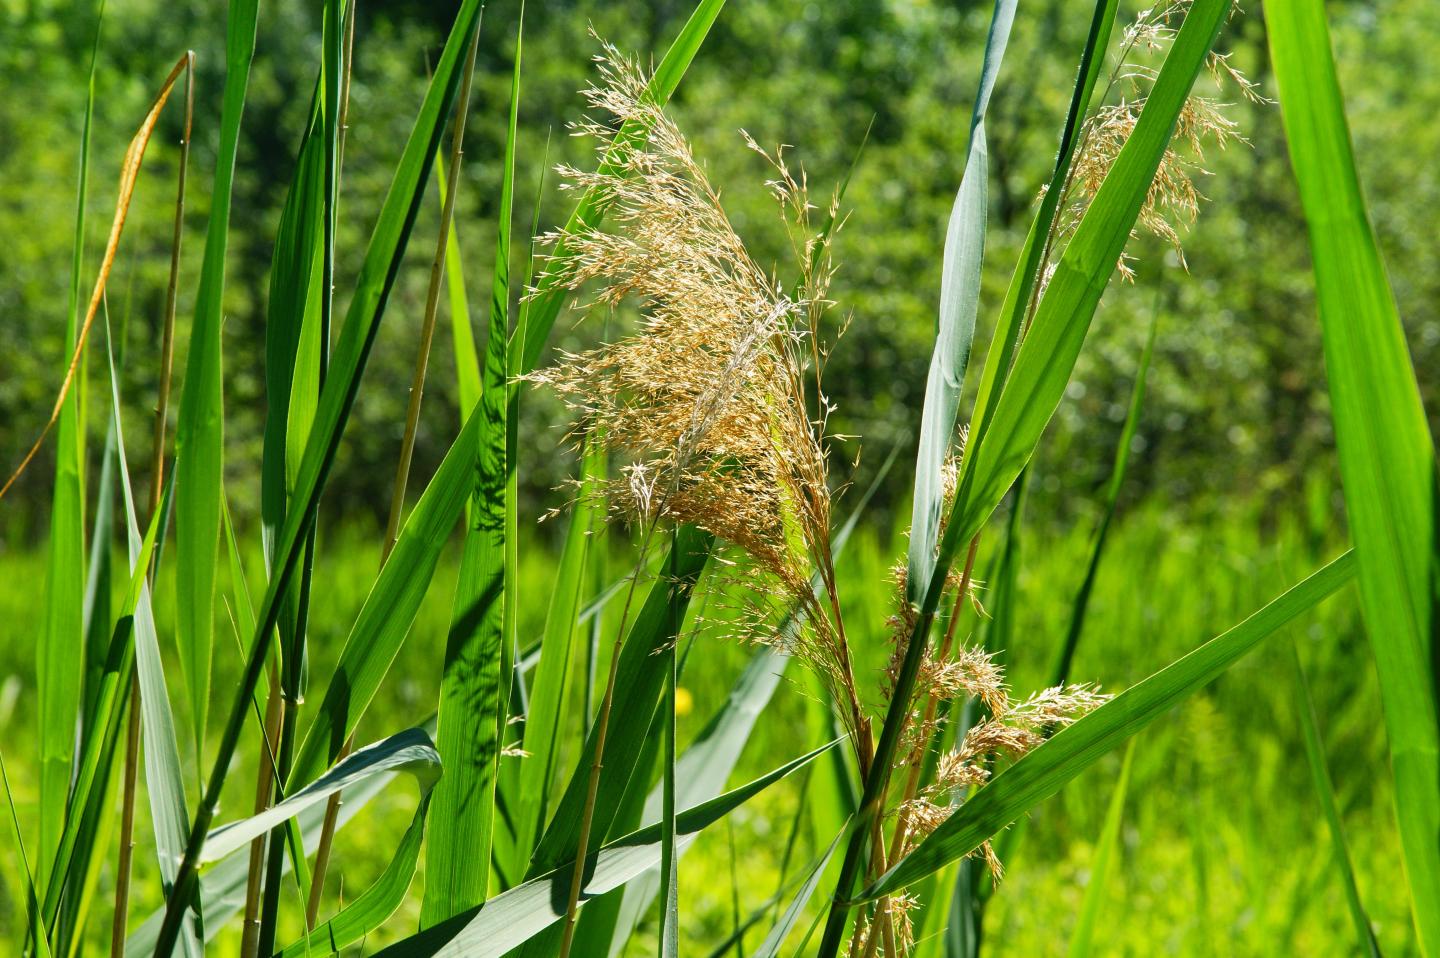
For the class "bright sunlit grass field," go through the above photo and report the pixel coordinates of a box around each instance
[0,495,1406,954]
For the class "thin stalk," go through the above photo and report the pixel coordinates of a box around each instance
[148,53,194,515]
[302,756,351,923]
[111,52,193,955]
[658,528,680,957]
[820,561,873,779]
[306,10,481,925]
[557,519,661,958]
[380,15,480,555]
[111,676,141,955]
[255,539,314,955]
[239,665,284,958]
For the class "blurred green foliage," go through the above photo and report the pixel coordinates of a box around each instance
[3,0,1437,542]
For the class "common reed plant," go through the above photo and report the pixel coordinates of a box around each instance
[0,0,1434,956]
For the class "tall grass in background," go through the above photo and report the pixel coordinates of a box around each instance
[0,0,1433,956]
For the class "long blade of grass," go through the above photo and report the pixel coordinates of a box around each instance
[1051,310,1157,686]
[418,408,507,915]
[1266,4,1440,949]
[152,5,485,950]
[38,474,171,936]
[504,124,597,869]
[1066,740,1135,958]
[906,0,1014,605]
[421,9,511,927]
[752,831,845,958]
[526,526,715,879]
[65,400,117,958]
[1289,642,1382,957]
[948,0,1225,553]
[518,0,727,372]
[260,89,325,566]
[375,742,837,958]
[35,1,103,884]
[513,438,603,868]
[80,420,116,755]
[105,324,203,957]
[2,747,54,958]
[172,0,259,765]
[859,550,1356,899]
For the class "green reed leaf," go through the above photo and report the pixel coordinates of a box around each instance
[422,8,503,928]
[1066,740,1135,958]
[1289,643,1382,957]
[1267,3,1440,949]
[906,0,1014,604]
[37,0,104,884]
[172,0,259,765]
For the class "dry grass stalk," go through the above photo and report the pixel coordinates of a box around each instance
[0,54,192,502]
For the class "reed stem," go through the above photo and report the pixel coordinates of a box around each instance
[239,665,284,958]
[862,538,980,958]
